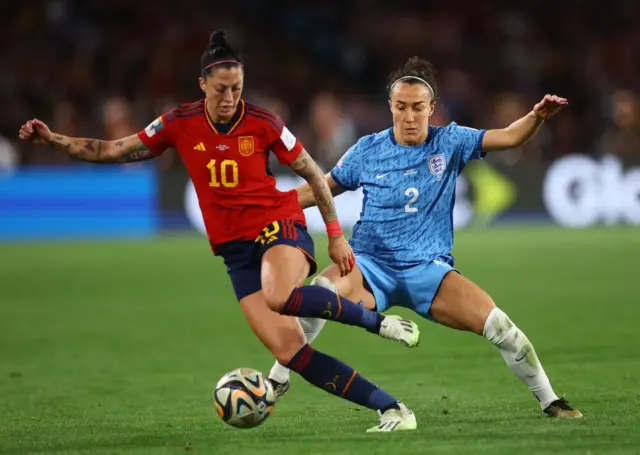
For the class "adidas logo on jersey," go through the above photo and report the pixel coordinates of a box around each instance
[194,142,206,151]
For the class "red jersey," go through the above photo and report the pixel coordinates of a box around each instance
[137,98,306,247]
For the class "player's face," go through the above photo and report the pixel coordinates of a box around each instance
[389,83,435,146]
[199,66,244,122]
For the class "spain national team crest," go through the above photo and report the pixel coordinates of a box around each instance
[428,153,446,180]
[238,136,255,157]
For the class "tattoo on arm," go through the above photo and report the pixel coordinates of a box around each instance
[117,146,153,163]
[290,150,338,225]
[49,134,153,163]
[82,139,103,160]
[49,134,110,161]
[51,135,71,153]
[95,142,153,164]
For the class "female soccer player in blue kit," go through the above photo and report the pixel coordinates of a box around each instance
[269,57,582,429]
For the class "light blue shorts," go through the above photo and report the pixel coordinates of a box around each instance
[356,254,458,319]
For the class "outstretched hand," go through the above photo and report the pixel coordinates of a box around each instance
[532,94,568,120]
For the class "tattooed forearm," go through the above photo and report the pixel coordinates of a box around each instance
[84,139,100,156]
[91,144,153,164]
[48,133,153,164]
[113,147,153,163]
[51,134,71,153]
[109,138,153,162]
[49,134,109,161]
[290,150,338,224]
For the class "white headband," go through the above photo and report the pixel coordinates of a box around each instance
[390,76,435,100]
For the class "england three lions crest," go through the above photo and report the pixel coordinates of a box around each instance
[428,153,446,180]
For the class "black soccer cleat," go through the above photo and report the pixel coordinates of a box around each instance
[268,378,290,401]
[543,397,583,419]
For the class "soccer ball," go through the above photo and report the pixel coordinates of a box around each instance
[213,368,276,429]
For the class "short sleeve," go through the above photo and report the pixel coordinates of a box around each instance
[268,118,304,166]
[450,122,486,164]
[330,140,364,191]
[137,115,173,156]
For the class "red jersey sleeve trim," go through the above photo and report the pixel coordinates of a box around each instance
[136,130,162,156]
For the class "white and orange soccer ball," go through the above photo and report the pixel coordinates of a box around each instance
[213,368,276,429]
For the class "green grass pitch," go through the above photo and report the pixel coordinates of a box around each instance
[1,227,639,454]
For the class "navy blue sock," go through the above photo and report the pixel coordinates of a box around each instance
[281,286,383,333]
[287,344,400,412]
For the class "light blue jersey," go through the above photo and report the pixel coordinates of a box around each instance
[330,123,486,316]
[331,122,485,267]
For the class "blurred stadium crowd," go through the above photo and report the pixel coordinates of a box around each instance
[2,0,639,172]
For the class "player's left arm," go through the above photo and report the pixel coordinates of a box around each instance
[482,94,568,152]
[290,150,340,224]
[268,115,354,274]
[290,150,355,276]
[295,174,346,209]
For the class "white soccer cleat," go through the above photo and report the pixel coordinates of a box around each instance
[268,378,290,401]
[379,315,420,347]
[366,403,417,433]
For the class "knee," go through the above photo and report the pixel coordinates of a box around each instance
[263,286,293,312]
[461,283,496,335]
[470,297,497,335]
[433,271,496,334]
[483,308,528,350]
[269,323,306,365]
[482,308,511,339]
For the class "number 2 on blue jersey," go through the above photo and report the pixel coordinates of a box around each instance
[405,187,419,213]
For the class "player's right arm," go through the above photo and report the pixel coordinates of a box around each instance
[18,119,154,163]
[296,174,346,209]
[296,139,364,208]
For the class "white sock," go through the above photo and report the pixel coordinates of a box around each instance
[483,307,559,410]
[268,317,327,383]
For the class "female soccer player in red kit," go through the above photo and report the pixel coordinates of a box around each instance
[19,30,419,431]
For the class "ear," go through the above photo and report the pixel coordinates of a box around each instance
[198,77,206,93]
[428,101,436,117]
[388,99,392,112]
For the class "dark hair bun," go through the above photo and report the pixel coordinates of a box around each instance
[200,29,243,74]
[386,56,438,99]
[209,30,228,50]
[404,56,433,74]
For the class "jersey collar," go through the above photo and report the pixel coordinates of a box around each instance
[204,99,246,135]
[388,124,434,147]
